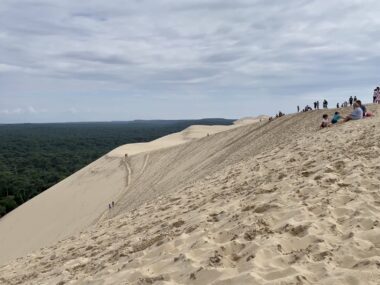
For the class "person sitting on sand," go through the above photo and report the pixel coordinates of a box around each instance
[356,100,374,117]
[343,102,363,122]
[355,100,366,116]
[320,114,331,128]
[331,112,342,124]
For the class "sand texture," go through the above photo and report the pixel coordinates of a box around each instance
[0,108,380,284]
[0,117,266,265]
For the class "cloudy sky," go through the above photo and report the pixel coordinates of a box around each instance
[0,0,379,123]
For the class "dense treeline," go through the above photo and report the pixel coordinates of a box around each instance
[0,119,233,217]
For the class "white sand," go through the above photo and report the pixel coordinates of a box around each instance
[1,109,380,285]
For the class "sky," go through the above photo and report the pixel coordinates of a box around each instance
[1,0,380,123]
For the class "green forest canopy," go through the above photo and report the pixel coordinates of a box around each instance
[0,119,234,217]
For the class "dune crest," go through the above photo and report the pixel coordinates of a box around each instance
[1,109,380,284]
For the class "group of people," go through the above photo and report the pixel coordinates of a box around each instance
[108,201,115,209]
[320,99,372,128]
[299,96,363,113]
[298,100,329,112]
[268,111,285,121]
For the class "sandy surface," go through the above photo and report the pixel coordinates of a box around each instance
[108,118,266,158]
[1,109,380,284]
[0,117,265,266]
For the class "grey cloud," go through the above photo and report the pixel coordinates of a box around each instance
[62,51,134,65]
[1,0,380,123]
[202,51,244,63]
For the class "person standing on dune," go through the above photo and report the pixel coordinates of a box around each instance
[375,87,380,104]
[373,87,379,103]
[349,96,353,106]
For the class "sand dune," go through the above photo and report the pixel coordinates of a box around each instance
[108,119,263,158]
[1,109,380,285]
[0,117,264,265]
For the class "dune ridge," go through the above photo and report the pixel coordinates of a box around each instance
[0,117,264,265]
[1,109,380,284]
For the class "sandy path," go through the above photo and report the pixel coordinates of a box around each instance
[124,157,132,187]
[140,153,150,175]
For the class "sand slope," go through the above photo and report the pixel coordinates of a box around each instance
[0,156,126,265]
[108,119,266,157]
[0,118,263,265]
[1,108,380,284]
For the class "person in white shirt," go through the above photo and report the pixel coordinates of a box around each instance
[320,114,330,128]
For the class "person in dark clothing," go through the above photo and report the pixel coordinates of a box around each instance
[316,101,320,109]
[354,96,357,102]
[323,99,328,109]
[297,105,300,112]
[336,103,339,108]
[349,96,353,106]
[373,87,379,103]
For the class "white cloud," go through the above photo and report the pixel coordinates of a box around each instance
[0,106,47,115]
[68,107,78,114]
[27,106,37,114]
[0,108,23,115]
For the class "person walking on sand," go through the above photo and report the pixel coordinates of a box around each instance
[316,101,320,109]
[297,105,300,112]
[336,103,339,108]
